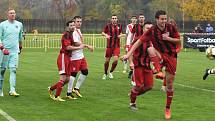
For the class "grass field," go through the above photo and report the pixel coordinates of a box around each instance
[0,48,215,121]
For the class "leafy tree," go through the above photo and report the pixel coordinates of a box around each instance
[148,0,183,21]
[179,0,215,21]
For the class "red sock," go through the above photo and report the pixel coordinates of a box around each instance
[150,56,161,72]
[110,61,118,72]
[163,78,166,86]
[50,82,58,90]
[130,88,139,103]
[55,80,64,97]
[166,90,174,109]
[104,62,109,75]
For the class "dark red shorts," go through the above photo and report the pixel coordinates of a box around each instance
[105,48,120,58]
[162,53,177,75]
[70,58,88,73]
[132,66,153,88]
[57,53,71,76]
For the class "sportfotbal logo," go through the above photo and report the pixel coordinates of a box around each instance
[187,37,215,43]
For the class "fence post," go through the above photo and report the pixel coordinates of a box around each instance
[44,34,48,52]
[92,34,95,48]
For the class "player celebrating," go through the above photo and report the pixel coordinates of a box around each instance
[123,16,137,77]
[0,8,23,97]
[66,16,93,98]
[122,10,180,119]
[102,15,123,79]
[160,18,181,92]
[125,21,154,110]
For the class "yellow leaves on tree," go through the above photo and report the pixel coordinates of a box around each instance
[179,0,215,21]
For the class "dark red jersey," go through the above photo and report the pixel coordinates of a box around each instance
[139,23,180,57]
[103,23,122,48]
[60,31,74,55]
[131,23,144,42]
[133,40,151,69]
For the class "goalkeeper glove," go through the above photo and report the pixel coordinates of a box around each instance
[0,46,9,55]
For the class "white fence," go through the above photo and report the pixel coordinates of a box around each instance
[23,34,126,51]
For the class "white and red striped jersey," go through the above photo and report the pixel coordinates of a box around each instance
[126,23,134,45]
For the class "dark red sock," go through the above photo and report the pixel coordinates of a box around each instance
[150,56,161,72]
[110,61,118,73]
[55,80,64,97]
[130,88,139,104]
[50,82,58,90]
[163,78,166,86]
[104,62,109,75]
[166,90,174,109]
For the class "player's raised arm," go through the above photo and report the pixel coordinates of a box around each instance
[121,39,142,60]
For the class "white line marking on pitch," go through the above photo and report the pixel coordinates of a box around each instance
[175,82,215,93]
[0,109,16,121]
[157,79,215,93]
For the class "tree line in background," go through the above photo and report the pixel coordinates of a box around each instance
[0,0,215,22]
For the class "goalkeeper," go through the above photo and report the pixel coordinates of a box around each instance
[0,8,23,97]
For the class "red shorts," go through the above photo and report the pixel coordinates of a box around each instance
[57,53,70,76]
[105,48,120,58]
[125,45,131,52]
[132,66,153,88]
[162,53,177,75]
[70,58,88,73]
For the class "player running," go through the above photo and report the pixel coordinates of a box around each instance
[122,10,181,119]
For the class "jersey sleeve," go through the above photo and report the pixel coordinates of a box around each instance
[139,28,152,43]
[103,24,109,34]
[62,33,71,47]
[171,25,180,39]
[0,23,3,44]
[19,23,23,42]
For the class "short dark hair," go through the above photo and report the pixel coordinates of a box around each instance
[112,14,117,17]
[139,13,144,16]
[144,21,153,26]
[66,20,75,26]
[131,15,137,19]
[73,16,82,20]
[155,10,166,19]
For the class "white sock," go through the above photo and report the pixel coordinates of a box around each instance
[67,76,75,93]
[75,73,87,89]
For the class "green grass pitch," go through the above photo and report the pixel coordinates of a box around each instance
[0,48,215,121]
